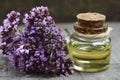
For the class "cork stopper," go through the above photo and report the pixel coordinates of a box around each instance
[77,12,106,28]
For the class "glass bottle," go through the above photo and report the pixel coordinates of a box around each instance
[68,12,111,72]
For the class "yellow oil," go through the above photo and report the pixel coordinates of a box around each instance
[68,41,111,72]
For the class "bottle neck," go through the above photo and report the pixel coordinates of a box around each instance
[74,22,107,34]
[73,30,109,42]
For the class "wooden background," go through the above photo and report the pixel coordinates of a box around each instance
[0,0,120,24]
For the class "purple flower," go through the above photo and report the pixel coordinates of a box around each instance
[4,11,20,31]
[0,6,74,76]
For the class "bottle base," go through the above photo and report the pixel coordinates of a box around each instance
[74,62,110,72]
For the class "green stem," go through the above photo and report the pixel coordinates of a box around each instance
[64,28,71,37]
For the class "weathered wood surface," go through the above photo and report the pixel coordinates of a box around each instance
[0,22,120,80]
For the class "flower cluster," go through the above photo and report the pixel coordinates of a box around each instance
[0,6,74,76]
[0,11,20,55]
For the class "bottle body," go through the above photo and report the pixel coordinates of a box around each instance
[68,33,111,72]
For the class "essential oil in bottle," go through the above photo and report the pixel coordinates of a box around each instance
[68,12,111,72]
